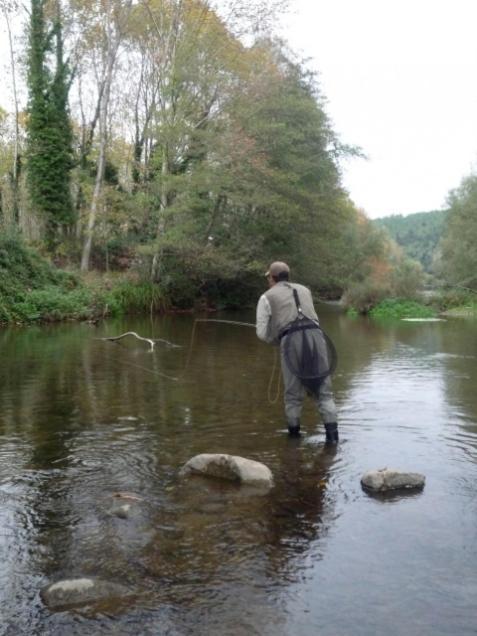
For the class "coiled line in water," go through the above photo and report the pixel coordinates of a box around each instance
[99,318,281,402]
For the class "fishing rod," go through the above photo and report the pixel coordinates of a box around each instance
[193,318,256,328]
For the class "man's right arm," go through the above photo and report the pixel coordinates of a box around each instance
[256,294,273,343]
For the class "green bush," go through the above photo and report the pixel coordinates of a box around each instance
[12,287,94,322]
[370,298,436,319]
[0,234,76,292]
[0,234,86,323]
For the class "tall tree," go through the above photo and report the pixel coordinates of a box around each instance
[26,0,74,252]
[78,0,132,272]
[438,174,477,290]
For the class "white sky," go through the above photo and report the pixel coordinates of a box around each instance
[281,0,477,218]
[2,1,477,219]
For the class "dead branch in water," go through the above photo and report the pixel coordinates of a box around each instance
[96,331,181,352]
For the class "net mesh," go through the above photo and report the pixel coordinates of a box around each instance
[282,317,337,396]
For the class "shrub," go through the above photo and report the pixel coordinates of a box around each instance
[434,288,477,311]
[341,280,389,314]
[12,287,93,322]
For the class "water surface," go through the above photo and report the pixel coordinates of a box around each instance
[0,306,476,635]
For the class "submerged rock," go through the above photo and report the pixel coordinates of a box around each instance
[41,577,131,610]
[181,453,273,487]
[112,492,144,502]
[361,468,425,492]
[109,503,132,519]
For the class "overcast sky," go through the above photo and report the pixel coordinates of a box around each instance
[281,0,477,218]
[2,1,477,219]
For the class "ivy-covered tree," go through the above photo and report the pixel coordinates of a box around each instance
[26,0,74,252]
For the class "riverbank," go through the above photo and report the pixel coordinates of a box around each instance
[0,236,260,325]
[2,236,476,326]
[346,292,477,320]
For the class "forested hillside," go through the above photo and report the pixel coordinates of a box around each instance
[0,0,427,319]
[374,210,448,272]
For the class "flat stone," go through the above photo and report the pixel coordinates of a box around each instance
[181,454,273,487]
[361,468,425,491]
[41,578,131,610]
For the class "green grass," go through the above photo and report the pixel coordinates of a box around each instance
[102,280,168,315]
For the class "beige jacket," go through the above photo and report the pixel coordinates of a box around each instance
[256,282,319,344]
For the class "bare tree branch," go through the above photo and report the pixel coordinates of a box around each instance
[96,331,181,351]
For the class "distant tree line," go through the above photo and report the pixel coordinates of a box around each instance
[374,210,448,273]
[375,195,477,296]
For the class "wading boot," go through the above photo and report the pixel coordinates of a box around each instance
[324,422,339,444]
[287,419,301,437]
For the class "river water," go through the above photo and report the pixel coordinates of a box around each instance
[0,305,476,635]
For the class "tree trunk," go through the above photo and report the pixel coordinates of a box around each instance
[80,6,118,272]
[150,146,169,281]
[4,7,20,225]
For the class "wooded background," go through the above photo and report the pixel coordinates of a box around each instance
[0,0,475,314]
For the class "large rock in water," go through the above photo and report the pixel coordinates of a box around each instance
[181,454,273,487]
[41,578,131,610]
[361,468,425,492]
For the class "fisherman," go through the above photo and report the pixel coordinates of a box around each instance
[256,261,339,442]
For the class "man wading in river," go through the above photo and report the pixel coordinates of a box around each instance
[256,261,339,442]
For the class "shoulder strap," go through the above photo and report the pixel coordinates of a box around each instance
[292,288,304,316]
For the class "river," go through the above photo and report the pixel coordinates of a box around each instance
[0,305,476,635]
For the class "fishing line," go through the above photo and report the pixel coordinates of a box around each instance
[188,319,281,404]
[267,349,281,404]
[106,346,180,382]
[180,318,256,378]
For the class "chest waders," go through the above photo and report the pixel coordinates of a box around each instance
[279,289,339,442]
